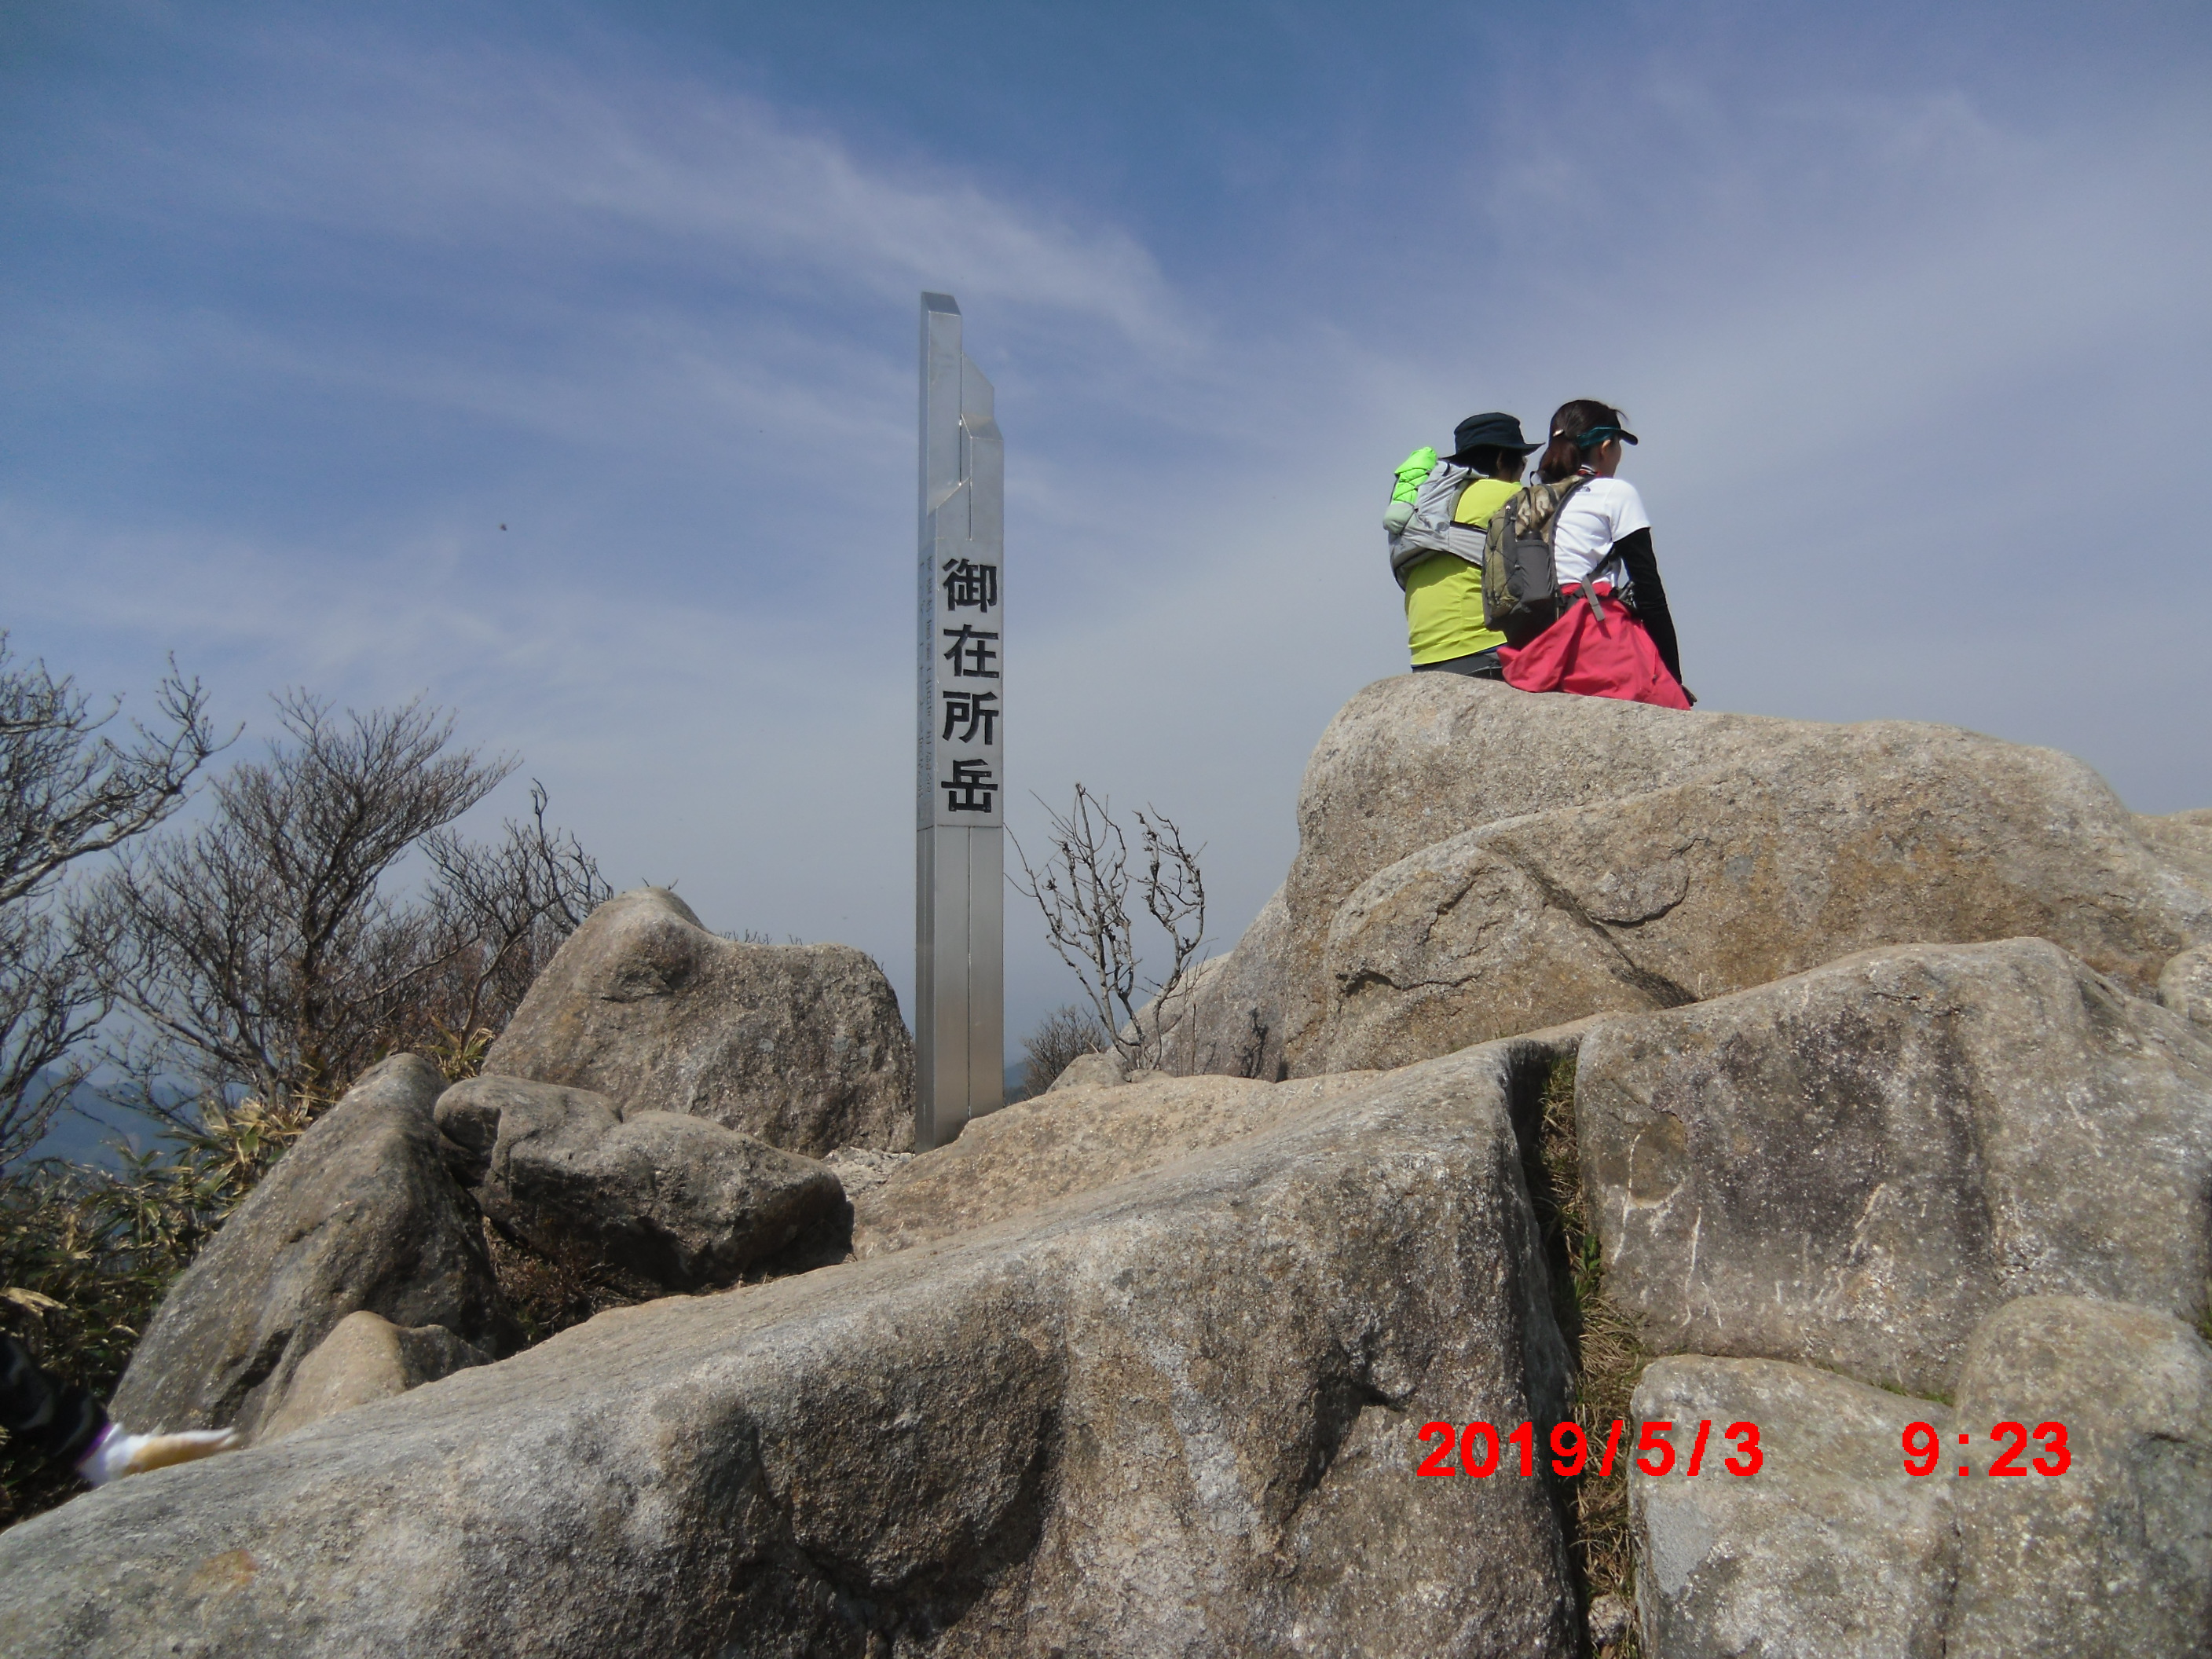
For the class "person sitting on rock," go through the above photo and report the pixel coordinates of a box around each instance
[1398,412,1542,680]
[1498,399,1692,708]
[2,1331,236,1487]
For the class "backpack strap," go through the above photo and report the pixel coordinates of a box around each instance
[1542,474,1594,537]
[1547,474,1613,621]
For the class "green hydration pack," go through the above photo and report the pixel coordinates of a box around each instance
[1480,474,1617,643]
[1383,446,1493,590]
[1383,448,1437,534]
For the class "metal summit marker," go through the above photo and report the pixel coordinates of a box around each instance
[914,292,1004,1150]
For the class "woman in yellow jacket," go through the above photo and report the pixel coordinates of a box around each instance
[1398,412,1540,679]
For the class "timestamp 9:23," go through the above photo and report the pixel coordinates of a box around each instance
[1904,1420,2069,1477]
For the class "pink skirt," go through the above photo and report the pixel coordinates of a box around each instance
[1498,584,1692,709]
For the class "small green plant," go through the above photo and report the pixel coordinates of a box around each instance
[1530,1051,1648,1656]
[423,1022,497,1084]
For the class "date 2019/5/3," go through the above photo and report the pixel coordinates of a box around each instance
[1415,1419,1761,1478]
[1414,1419,2074,1478]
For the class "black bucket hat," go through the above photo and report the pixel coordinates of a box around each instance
[1448,412,1540,462]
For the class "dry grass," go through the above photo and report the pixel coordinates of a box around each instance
[0,1093,316,1524]
[1530,1051,1650,1657]
[481,1221,643,1345]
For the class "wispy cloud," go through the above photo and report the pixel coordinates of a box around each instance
[51,19,1195,357]
[6,4,2210,1057]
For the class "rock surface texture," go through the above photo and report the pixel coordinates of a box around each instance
[2139,807,2212,884]
[1631,1301,2212,1657]
[255,1311,490,1444]
[15,681,2212,1657]
[1946,1295,2212,1659]
[0,1043,1588,1657]
[2164,942,2212,1026]
[1045,1049,1128,1092]
[108,1055,511,1441]
[853,1069,1382,1258]
[1575,938,2212,1397]
[485,887,915,1155]
[1631,1356,1957,1658]
[435,1073,848,1291]
[1163,887,1297,1079]
[1171,678,2212,1079]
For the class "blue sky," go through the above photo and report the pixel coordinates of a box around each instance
[5,0,2210,1064]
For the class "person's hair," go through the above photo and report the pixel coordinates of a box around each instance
[1537,399,1628,483]
[1458,445,1524,481]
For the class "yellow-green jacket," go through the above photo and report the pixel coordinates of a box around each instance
[1405,477,1519,664]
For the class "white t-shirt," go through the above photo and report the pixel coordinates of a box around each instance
[1551,476,1650,589]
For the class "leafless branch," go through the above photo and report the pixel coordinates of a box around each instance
[1018,1003,1107,1096]
[87,695,588,1117]
[0,641,227,906]
[1010,786,1207,1071]
[0,639,227,1164]
[420,780,613,1040]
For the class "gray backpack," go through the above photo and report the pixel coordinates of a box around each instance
[1481,474,1621,641]
[1386,460,1489,589]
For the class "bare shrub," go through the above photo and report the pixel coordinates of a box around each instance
[0,639,222,1166]
[1017,1003,1106,1097]
[415,782,614,1061]
[1011,785,1207,1073]
[89,694,608,1121]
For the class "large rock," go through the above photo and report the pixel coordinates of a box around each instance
[485,888,914,1155]
[0,1042,1584,1657]
[1173,678,2212,1078]
[109,1055,511,1441]
[435,1073,847,1292]
[1186,678,1778,1077]
[1631,1302,2212,1657]
[853,1068,1382,1258]
[255,1312,490,1444]
[1946,1295,2212,1659]
[1575,938,2212,1397]
[1318,738,2212,1071]
[1631,1356,1956,1658]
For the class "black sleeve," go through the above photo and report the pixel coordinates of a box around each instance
[2,1332,108,1467]
[1612,526,1683,684]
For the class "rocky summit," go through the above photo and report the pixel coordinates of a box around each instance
[3,675,2210,1657]
[1167,676,2210,1079]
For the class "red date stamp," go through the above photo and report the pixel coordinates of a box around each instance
[1903,1421,2069,1477]
[1415,1419,1763,1478]
[1416,1419,2074,1479]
